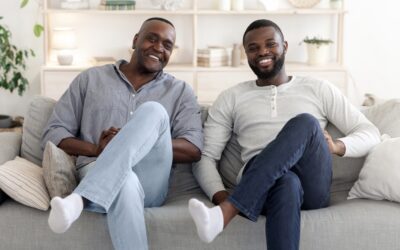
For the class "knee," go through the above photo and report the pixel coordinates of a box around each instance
[289,113,320,133]
[138,102,169,122]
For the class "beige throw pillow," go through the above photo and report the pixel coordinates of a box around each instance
[0,157,50,210]
[42,141,77,198]
[348,137,400,202]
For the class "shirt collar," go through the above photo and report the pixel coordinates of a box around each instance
[113,59,165,92]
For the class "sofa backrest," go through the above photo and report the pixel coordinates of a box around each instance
[21,96,56,166]
[23,96,400,197]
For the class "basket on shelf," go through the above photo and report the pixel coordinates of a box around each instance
[288,0,320,8]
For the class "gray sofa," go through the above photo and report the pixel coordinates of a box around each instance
[1,96,400,250]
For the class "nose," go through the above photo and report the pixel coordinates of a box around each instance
[260,46,270,55]
[153,41,164,52]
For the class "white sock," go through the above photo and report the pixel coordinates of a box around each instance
[48,193,83,233]
[188,198,224,243]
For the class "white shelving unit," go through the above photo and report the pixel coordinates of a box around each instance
[41,0,347,103]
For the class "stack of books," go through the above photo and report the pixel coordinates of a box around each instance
[99,0,136,10]
[197,48,229,67]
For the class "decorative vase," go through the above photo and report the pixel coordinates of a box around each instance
[231,0,244,11]
[219,0,231,11]
[258,0,278,11]
[330,0,342,9]
[306,43,330,65]
[0,115,13,128]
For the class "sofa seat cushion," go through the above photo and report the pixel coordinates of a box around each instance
[1,189,400,250]
[147,193,400,250]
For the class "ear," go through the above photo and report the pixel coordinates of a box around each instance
[283,40,288,54]
[132,34,139,49]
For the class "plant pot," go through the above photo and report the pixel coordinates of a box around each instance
[306,43,330,65]
[0,115,12,128]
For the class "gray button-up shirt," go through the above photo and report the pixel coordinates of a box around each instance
[42,60,203,168]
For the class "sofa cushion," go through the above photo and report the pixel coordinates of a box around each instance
[21,96,56,166]
[348,137,400,202]
[363,99,400,137]
[0,132,22,165]
[42,141,77,198]
[326,123,366,195]
[0,157,50,210]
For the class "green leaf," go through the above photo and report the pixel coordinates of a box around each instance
[20,0,29,8]
[33,24,44,37]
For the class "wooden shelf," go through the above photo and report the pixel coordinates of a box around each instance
[43,62,346,72]
[44,9,195,15]
[197,9,346,15]
[44,8,345,15]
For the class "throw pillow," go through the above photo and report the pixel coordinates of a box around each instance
[42,141,77,198]
[348,137,400,202]
[0,156,50,210]
[363,99,400,137]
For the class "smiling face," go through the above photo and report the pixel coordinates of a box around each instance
[243,26,287,81]
[132,20,176,73]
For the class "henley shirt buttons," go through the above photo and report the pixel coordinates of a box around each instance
[130,111,134,115]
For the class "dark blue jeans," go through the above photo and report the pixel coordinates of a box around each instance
[228,113,332,250]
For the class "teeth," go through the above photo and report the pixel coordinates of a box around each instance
[149,55,159,61]
[259,59,272,64]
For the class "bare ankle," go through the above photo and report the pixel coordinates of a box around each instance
[219,201,239,228]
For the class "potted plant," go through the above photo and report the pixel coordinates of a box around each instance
[302,36,333,65]
[0,16,35,128]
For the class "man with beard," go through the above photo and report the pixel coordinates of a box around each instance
[188,19,380,250]
[42,17,203,250]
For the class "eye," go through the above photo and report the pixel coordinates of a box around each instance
[267,42,277,48]
[246,45,258,53]
[163,42,173,51]
[147,34,157,43]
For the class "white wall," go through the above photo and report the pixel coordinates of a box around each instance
[0,0,43,117]
[344,0,400,103]
[0,0,399,117]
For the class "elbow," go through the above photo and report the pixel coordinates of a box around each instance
[192,148,202,162]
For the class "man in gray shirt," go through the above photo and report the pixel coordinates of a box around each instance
[41,17,203,250]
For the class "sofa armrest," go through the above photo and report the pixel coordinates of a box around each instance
[0,132,22,165]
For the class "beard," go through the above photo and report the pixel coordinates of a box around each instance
[249,54,285,80]
[136,50,165,74]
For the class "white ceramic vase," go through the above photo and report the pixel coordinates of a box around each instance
[306,43,330,65]
[259,0,278,11]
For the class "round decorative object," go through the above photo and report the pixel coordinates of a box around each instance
[288,0,320,8]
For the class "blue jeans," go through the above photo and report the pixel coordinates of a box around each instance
[74,102,173,250]
[228,113,332,250]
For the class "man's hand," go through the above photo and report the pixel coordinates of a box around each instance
[96,127,120,156]
[212,190,230,205]
[324,130,346,156]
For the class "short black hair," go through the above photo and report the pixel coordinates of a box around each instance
[242,19,284,44]
[144,17,175,29]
